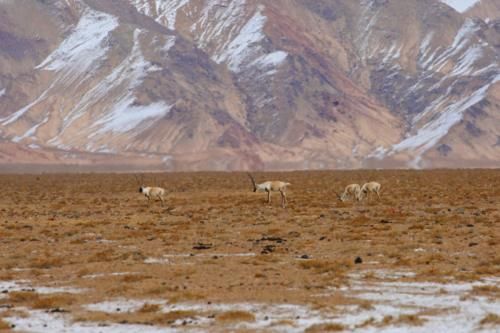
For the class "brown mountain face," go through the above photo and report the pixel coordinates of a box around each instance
[0,0,498,170]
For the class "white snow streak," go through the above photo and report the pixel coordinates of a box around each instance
[53,29,171,139]
[94,98,171,134]
[0,7,118,128]
[11,115,49,143]
[392,82,493,165]
[36,8,119,87]
[214,8,267,72]
[193,0,247,50]
[130,0,190,30]
[0,82,56,126]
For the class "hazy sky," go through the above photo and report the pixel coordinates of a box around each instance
[440,0,481,13]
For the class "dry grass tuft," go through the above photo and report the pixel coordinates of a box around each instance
[480,313,500,326]
[305,323,345,332]
[32,294,76,309]
[0,318,11,330]
[216,310,255,322]
[8,291,39,304]
[153,310,198,324]
[137,303,161,313]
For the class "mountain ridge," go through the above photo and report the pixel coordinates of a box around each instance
[0,0,498,170]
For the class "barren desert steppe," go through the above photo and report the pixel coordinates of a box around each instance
[0,170,498,332]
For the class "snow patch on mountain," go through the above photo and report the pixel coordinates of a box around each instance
[370,14,498,168]
[431,19,481,72]
[193,0,247,49]
[36,8,119,87]
[0,82,56,126]
[12,116,49,143]
[94,99,172,134]
[391,82,493,167]
[49,29,170,142]
[131,0,190,30]
[357,0,382,62]
[213,7,267,71]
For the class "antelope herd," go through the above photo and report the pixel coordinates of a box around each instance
[135,173,380,209]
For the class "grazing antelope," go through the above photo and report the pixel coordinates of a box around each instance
[360,181,381,200]
[247,173,291,208]
[334,184,362,202]
[135,174,166,206]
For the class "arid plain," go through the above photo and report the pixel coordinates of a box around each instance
[0,170,498,332]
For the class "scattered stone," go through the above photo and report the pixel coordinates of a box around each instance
[319,236,326,241]
[355,256,363,264]
[48,308,68,313]
[258,236,286,243]
[261,245,276,254]
[193,243,212,250]
[300,254,310,259]
[468,242,478,247]
[379,219,391,224]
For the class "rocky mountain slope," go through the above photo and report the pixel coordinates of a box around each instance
[0,0,498,170]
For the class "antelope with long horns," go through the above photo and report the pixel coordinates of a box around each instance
[135,174,166,206]
[247,173,291,208]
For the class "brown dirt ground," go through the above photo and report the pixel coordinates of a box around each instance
[0,170,498,330]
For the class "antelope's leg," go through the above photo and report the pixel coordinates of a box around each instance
[280,190,286,208]
[160,196,165,206]
[267,190,271,204]
[376,190,381,199]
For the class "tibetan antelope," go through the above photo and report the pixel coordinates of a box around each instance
[360,181,381,200]
[247,173,291,208]
[334,184,362,202]
[135,174,166,206]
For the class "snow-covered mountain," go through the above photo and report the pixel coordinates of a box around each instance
[0,0,498,170]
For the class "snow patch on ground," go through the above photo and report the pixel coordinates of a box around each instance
[144,252,256,264]
[337,275,500,332]
[4,310,168,333]
[0,280,86,296]
[2,271,499,332]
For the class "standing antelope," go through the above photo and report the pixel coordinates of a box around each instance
[334,184,362,202]
[360,181,381,200]
[247,173,291,208]
[135,174,166,206]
